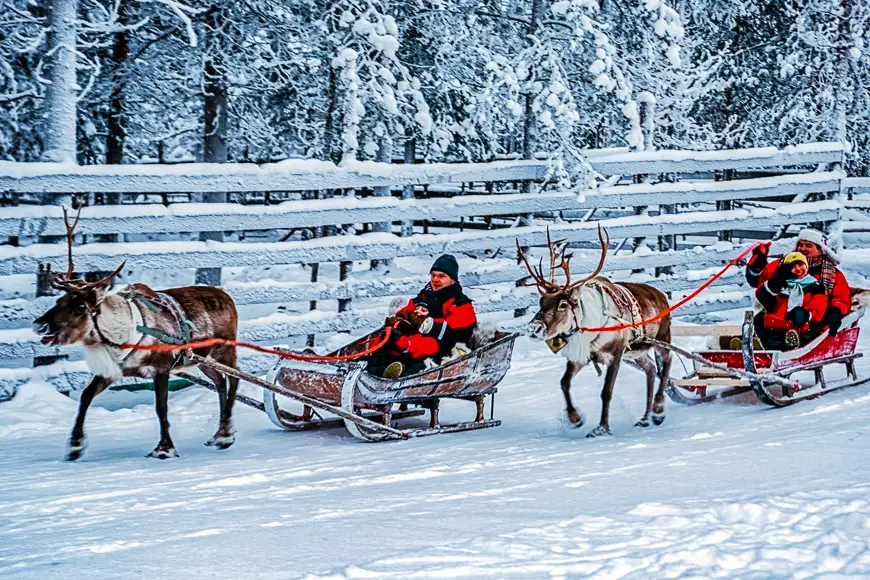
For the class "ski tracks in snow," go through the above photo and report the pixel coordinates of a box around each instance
[1,337,870,578]
[323,487,870,578]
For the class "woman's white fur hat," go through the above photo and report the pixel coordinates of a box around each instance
[796,228,840,264]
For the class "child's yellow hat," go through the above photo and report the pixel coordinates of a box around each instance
[783,252,808,266]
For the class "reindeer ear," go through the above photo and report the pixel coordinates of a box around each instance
[83,287,108,306]
[94,287,109,305]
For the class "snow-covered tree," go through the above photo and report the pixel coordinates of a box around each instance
[773,0,869,170]
[327,0,432,164]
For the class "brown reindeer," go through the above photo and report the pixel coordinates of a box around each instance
[519,227,672,437]
[32,208,240,460]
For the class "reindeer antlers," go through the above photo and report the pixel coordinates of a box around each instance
[49,206,126,293]
[60,206,80,282]
[571,225,610,288]
[516,224,609,296]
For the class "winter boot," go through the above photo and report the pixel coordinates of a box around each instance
[784,330,800,350]
[728,336,763,351]
[383,361,404,379]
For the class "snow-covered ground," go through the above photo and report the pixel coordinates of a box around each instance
[3,323,870,579]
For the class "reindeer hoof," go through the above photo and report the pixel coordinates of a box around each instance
[206,434,235,450]
[586,425,612,438]
[65,437,88,461]
[147,446,179,460]
[652,413,666,426]
[566,409,584,427]
[634,418,651,428]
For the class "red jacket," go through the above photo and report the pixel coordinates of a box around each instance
[755,259,851,318]
[392,285,476,360]
[756,280,828,332]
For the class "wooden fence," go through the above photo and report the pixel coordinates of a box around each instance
[0,143,852,397]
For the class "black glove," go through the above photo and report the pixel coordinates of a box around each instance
[747,244,769,272]
[388,325,404,343]
[822,306,843,336]
[767,260,798,292]
[786,306,810,327]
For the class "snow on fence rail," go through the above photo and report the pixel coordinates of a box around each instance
[0,172,842,238]
[0,243,751,327]
[0,201,840,276]
[0,142,849,395]
[844,177,870,195]
[0,159,548,194]
[0,142,842,195]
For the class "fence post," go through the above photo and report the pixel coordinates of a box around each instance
[514,220,532,318]
[401,138,415,237]
[371,137,393,269]
[631,94,655,273]
[656,172,676,277]
[2,190,20,246]
[714,169,734,242]
[825,156,846,255]
[339,260,352,313]
[307,190,324,347]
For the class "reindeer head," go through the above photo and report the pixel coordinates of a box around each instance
[32,207,125,346]
[518,225,609,343]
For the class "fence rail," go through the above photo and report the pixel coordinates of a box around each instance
[0,201,840,276]
[0,142,851,396]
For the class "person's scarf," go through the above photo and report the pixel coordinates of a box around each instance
[785,274,818,310]
[808,254,837,296]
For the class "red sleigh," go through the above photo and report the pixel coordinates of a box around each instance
[668,309,866,406]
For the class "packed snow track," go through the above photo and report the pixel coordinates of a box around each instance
[2,334,870,579]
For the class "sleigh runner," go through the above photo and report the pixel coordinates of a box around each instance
[666,309,868,407]
[260,328,518,441]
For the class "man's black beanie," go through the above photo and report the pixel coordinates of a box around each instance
[430,254,459,280]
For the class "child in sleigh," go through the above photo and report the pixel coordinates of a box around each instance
[752,252,829,350]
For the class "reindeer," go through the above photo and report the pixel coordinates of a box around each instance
[518,227,672,437]
[32,208,240,460]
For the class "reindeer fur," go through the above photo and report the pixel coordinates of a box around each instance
[519,227,672,437]
[32,212,241,462]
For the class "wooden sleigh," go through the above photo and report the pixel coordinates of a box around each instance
[260,328,519,441]
[667,309,867,407]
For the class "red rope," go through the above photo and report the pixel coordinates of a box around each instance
[579,242,766,333]
[119,243,764,354]
[119,327,392,362]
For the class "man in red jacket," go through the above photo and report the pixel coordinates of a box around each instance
[369,254,477,378]
[746,228,851,347]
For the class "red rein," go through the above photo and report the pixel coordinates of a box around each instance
[120,327,392,362]
[120,243,762,360]
[579,242,764,333]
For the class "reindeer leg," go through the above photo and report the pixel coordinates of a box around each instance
[200,355,236,450]
[147,373,178,459]
[588,350,622,438]
[561,361,583,426]
[66,375,112,461]
[627,356,656,428]
[652,348,671,426]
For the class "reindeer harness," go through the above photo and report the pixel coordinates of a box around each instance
[544,278,645,354]
[85,293,144,362]
[90,286,197,367]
